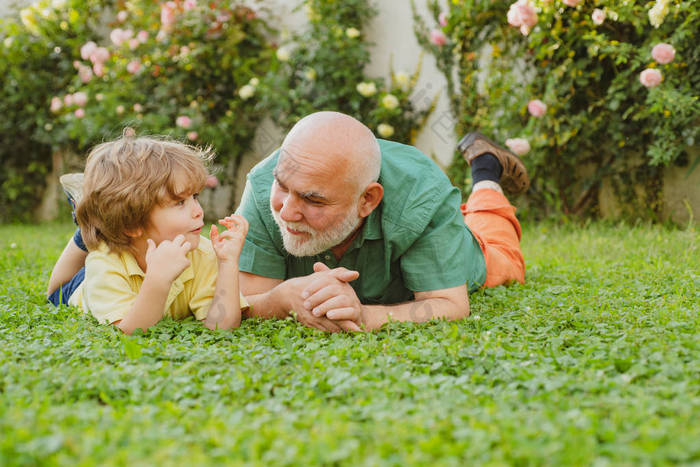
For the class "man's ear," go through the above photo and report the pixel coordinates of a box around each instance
[358,182,384,218]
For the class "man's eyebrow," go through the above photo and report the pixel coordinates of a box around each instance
[273,169,329,202]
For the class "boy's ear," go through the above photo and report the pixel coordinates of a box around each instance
[124,227,143,238]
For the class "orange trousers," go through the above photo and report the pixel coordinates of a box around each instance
[461,188,525,288]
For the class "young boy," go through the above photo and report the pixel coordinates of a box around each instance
[47,131,248,334]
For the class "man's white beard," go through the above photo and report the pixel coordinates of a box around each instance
[271,200,362,257]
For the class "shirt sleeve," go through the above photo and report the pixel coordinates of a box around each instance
[235,178,287,279]
[82,253,139,324]
[399,190,484,292]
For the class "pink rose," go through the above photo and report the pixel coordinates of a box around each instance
[505,138,530,155]
[137,30,149,43]
[651,43,675,64]
[161,1,177,29]
[126,60,141,74]
[527,99,547,117]
[80,41,97,60]
[128,38,140,50]
[183,0,197,11]
[110,28,126,46]
[73,91,88,107]
[592,8,605,25]
[50,97,62,113]
[507,0,538,36]
[78,65,93,83]
[562,0,582,7]
[639,68,662,88]
[64,94,74,106]
[116,10,128,22]
[133,103,143,113]
[93,62,105,77]
[205,175,218,188]
[429,29,447,46]
[90,47,110,65]
[176,115,192,128]
[438,11,448,27]
[74,108,85,118]
[187,131,198,141]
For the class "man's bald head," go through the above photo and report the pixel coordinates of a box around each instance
[280,111,381,193]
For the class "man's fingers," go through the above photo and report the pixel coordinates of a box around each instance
[313,262,330,273]
[172,234,186,246]
[181,241,191,252]
[146,238,156,254]
[332,268,359,282]
[338,320,362,332]
[304,285,342,314]
[326,307,357,321]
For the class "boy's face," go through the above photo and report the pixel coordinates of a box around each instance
[142,192,204,251]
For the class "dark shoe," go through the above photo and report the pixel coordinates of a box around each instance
[457,132,530,194]
[59,173,84,225]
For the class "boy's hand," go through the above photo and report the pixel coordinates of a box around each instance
[145,234,191,284]
[211,214,249,265]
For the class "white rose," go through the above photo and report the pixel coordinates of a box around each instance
[505,137,530,155]
[382,94,399,110]
[51,0,66,9]
[377,123,395,138]
[395,71,410,90]
[3,37,14,48]
[249,77,259,87]
[304,68,317,81]
[345,27,360,38]
[356,81,377,97]
[276,46,291,62]
[238,84,255,100]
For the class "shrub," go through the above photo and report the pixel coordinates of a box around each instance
[264,0,436,145]
[0,0,277,220]
[415,0,699,218]
[0,0,109,221]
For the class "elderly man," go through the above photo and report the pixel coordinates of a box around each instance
[237,111,528,332]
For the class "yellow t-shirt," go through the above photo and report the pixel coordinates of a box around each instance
[69,236,248,324]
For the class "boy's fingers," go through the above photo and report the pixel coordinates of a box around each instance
[172,234,186,246]
[210,224,219,240]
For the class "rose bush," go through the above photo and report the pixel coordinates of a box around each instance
[415,0,699,219]
[1,0,276,220]
[263,0,435,145]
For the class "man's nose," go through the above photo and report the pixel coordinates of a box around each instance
[279,194,302,222]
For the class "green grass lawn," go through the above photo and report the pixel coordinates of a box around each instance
[1,222,698,465]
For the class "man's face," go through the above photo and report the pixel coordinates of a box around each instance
[270,150,362,257]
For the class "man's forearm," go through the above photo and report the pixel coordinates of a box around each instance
[243,284,291,320]
[361,297,469,331]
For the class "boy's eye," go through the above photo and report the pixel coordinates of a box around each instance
[193,192,199,200]
[176,199,186,206]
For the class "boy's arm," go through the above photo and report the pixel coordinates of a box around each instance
[117,236,192,335]
[203,214,249,330]
[202,261,241,330]
[47,238,87,297]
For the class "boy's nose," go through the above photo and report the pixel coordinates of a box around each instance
[193,200,203,218]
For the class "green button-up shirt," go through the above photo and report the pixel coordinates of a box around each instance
[236,139,486,303]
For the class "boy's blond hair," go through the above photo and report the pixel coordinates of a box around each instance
[75,130,212,254]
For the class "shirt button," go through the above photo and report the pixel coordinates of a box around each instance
[325,255,331,261]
